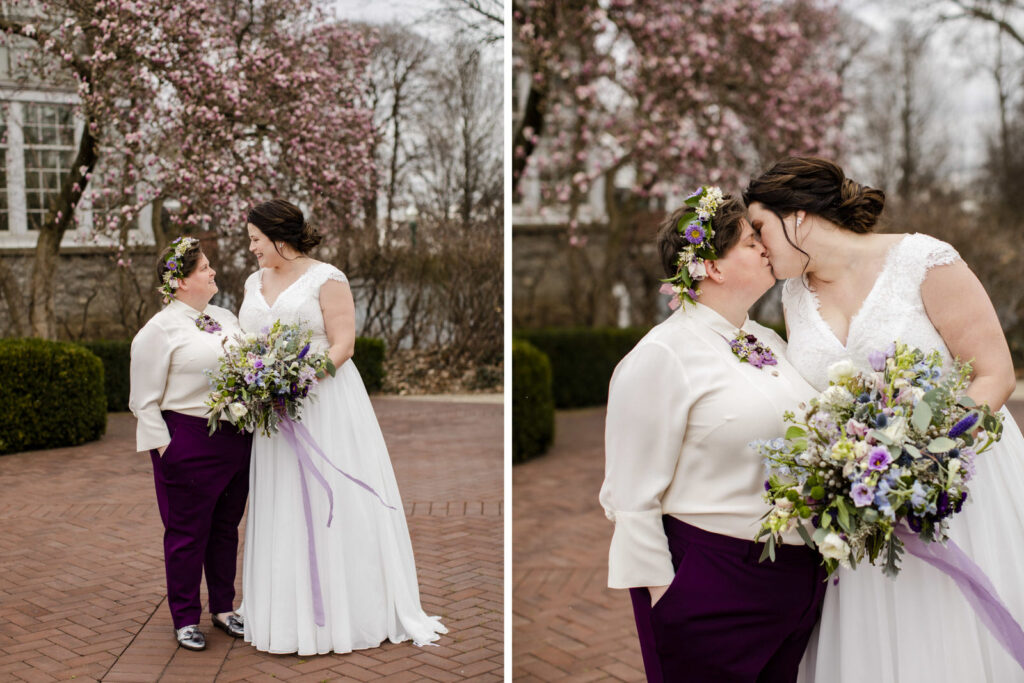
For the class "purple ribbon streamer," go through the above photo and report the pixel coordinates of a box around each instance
[896,528,1024,670]
[279,419,396,627]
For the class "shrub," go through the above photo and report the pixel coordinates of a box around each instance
[354,337,386,393]
[512,339,555,463]
[77,340,131,412]
[515,327,648,408]
[0,339,107,455]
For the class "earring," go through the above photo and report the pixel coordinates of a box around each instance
[795,215,803,230]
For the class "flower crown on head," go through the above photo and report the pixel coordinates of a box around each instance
[158,236,199,304]
[659,185,725,310]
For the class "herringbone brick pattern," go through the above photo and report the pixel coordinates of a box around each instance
[0,397,503,682]
[512,400,1024,682]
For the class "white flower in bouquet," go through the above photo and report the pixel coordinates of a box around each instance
[880,416,908,444]
[827,359,856,383]
[228,402,248,420]
[821,385,855,410]
[820,532,851,567]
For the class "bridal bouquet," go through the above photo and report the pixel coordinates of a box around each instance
[205,321,336,437]
[754,342,1003,577]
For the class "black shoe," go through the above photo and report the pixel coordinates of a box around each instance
[175,625,206,651]
[211,612,244,638]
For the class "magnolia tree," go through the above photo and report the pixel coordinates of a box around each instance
[0,0,374,339]
[514,0,846,325]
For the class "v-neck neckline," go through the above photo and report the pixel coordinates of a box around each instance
[804,234,910,350]
[257,263,321,309]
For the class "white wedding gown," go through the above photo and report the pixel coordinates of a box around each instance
[785,233,1024,682]
[237,262,446,655]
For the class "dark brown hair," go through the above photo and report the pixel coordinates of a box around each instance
[742,156,885,234]
[657,196,747,278]
[155,237,202,286]
[247,199,322,254]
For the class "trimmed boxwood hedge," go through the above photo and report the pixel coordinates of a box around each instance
[514,327,649,408]
[512,339,555,463]
[0,339,107,455]
[77,340,131,412]
[353,337,386,393]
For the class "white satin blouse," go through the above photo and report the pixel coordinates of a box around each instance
[599,303,818,589]
[128,299,243,452]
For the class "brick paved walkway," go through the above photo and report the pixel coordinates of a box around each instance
[0,396,503,682]
[512,400,1024,682]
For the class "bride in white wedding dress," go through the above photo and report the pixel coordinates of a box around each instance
[745,157,1024,683]
[237,199,446,656]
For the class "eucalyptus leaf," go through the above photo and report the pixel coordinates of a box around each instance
[957,395,976,409]
[869,429,894,446]
[796,523,816,549]
[927,436,956,453]
[785,425,807,440]
[812,526,829,544]
[904,444,922,459]
[910,400,933,433]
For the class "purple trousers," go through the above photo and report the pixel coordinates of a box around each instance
[150,411,251,629]
[629,517,827,683]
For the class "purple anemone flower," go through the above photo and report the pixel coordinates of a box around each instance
[867,446,893,471]
[851,482,874,507]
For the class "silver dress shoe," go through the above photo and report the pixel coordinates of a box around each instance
[212,612,244,638]
[175,624,206,651]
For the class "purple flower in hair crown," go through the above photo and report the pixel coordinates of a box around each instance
[659,185,724,310]
[158,236,199,304]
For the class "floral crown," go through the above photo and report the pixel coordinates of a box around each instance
[158,236,199,304]
[659,185,724,310]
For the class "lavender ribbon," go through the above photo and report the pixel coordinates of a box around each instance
[896,527,1024,669]
[279,419,396,627]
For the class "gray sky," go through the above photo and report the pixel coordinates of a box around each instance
[843,0,1014,180]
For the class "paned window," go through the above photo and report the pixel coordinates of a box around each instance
[23,103,75,230]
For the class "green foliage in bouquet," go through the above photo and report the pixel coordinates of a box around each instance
[206,321,336,437]
[0,339,106,455]
[513,339,555,463]
[756,342,1003,577]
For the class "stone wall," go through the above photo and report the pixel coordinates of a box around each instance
[513,221,784,330]
[0,246,160,341]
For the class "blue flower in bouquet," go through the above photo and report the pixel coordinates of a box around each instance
[298,343,310,359]
[910,480,928,508]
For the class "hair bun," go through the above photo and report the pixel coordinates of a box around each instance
[297,221,323,252]
[837,177,885,233]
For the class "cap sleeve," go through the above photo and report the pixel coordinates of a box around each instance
[918,234,961,271]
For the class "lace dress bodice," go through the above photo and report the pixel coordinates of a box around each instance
[238,262,349,352]
[782,233,961,391]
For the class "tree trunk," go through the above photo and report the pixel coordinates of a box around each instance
[511,83,545,194]
[0,257,27,336]
[28,122,98,339]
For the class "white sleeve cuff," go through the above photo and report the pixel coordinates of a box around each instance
[606,509,675,589]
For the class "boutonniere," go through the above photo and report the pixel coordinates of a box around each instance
[727,330,777,369]
[195,313,222,334]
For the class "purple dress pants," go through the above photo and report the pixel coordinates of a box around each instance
[149,411,251,630]
[629,516,827,683]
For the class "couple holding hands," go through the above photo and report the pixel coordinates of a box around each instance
[601,157,1024,682]
[128,199,445,655]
